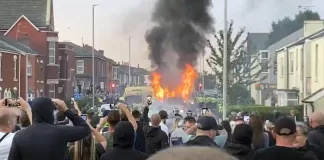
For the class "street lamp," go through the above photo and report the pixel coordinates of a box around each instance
[222,0,228,120]
[92,4,99,108]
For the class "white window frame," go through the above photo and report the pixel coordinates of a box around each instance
[27,61,32,76]
[289,53,294,73]
[112,66,118,80]
[48,84,55,98]
[13,55,17,80]
[260,51,269,59]
[48,41,55,64]
[27,93,34,101]
[76,60,84,74]
[286,92,298,106]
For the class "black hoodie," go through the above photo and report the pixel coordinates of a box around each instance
[186,135,218,147]
[8,97,91,160]
[142,107,169,155]
[100,121,148,160]
[225,143,254,160]
[308,125,324,149]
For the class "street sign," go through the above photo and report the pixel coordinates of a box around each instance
[74,93,81,100]
[203,89,218,96]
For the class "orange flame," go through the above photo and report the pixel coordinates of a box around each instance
[151,64,198,101]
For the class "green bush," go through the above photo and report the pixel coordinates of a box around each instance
[226,105,303,121]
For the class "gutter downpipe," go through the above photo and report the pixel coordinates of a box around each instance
[18,54,21,97]
[26,54,28,100]
[285,47,289,90]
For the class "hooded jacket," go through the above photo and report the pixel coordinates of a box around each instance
[142,107,169,155]
[225,143,254,160]
[186,135,219,147]
[8,97,90,160]
[100,121,148,160]
[308,125,324,149]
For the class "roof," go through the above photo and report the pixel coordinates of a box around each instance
[267,28,304,51]
[277,28,324,52]
[302,88,324,103]
[0,0,50,30]
[0,35,39,55]
[118,65,149,76]
[61,42,107,59]
[247,33,269,55]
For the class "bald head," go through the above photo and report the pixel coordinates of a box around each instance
[148,147,237,160]
[0,108,16,127]
[151,114,161,127]
[311,112,324,127]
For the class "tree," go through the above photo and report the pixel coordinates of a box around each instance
[206,20,269,105]
[268,10,321,45]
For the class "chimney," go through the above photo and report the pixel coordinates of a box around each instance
[98,50,104,55]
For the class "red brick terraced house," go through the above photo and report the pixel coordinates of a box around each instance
[0,35,39,100]
[0,0,74,100]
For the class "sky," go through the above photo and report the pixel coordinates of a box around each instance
[54,0,324,72]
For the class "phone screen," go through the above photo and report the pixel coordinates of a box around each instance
[244,115,250,123]
[80,114,87,120]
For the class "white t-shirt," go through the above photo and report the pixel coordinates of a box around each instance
[0,132,16,160]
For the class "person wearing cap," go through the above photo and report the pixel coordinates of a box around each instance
[158,110,169,136]
[235,112,245,125]
[250,116,312,160]
[186,116,223,147]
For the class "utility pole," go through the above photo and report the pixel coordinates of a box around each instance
[92,4,99,107]
[128,37,132,86]
[222,0,228,120]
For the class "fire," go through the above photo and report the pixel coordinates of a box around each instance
[151,64,198,101]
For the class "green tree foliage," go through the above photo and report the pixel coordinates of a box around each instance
[206,20,268,105]
[268,10,321,45]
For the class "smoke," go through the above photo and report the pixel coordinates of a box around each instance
[145,0,214,70]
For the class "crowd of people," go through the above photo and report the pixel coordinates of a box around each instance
[0,97,324,160]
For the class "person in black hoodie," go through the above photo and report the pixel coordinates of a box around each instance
[132,110,146,153]
[142,106,169,155]
[186,116,223,147]
[308,112,324,149]
[8,97,91,160]
[225,124,254,160]
[100,121,148,160]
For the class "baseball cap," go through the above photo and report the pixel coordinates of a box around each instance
[197,116,223,131]
[235,112,244,121]
[158,110,168,119]
[274,116,296,136]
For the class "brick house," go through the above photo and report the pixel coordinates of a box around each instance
[61,42,110,93]
[0,35,38,100]
[0,0,72,100]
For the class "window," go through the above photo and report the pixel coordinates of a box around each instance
[260,52,268,59]
[13,55,17,80]
[124,74,127,84]
[133,76,137,85]
[76,60,84,74]
[280,58,284,77]
[112,66,118,80]
[315,44,319,80]
[27,61,32,76]
[48,84,55,98]
[137,76,140,85]
[289,53,294,73]
[260,61,268,73]
[48,42,55,64]
[27,93,34,101]
[287,92,298,106]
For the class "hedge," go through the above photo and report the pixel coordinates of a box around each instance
[225,105,303,122]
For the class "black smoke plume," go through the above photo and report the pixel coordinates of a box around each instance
[146,0,214,69]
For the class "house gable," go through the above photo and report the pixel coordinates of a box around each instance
[4,15,39,36]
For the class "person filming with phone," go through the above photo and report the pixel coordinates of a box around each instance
[7,97,90,160]
[0,98,32,160]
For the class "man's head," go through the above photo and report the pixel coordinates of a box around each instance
[19,111,31,128]
[107,110,121,128]
[113,121,135,148]
[86,109,95,119]
[56,111,66,121]
[32,97,56,124]
[235,112,244,124]
[233,124,253,147]
[158,110,168,121]
[272,116,297,145]
[0,108,17,132]
[293,123,309,148]
[310,112,324,128]
[184,116,196,132]
[196,116,223,139]
[151,114,161,127]
[132,110,141,120]
[147,147,237,160]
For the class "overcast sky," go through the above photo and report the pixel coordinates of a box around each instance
[54,0,324,71]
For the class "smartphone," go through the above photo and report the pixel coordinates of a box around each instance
[244,115,250,123]
[147,95,152,105]
[80,114,87,120]
[102,110,110,117]
[70,98,74,107]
